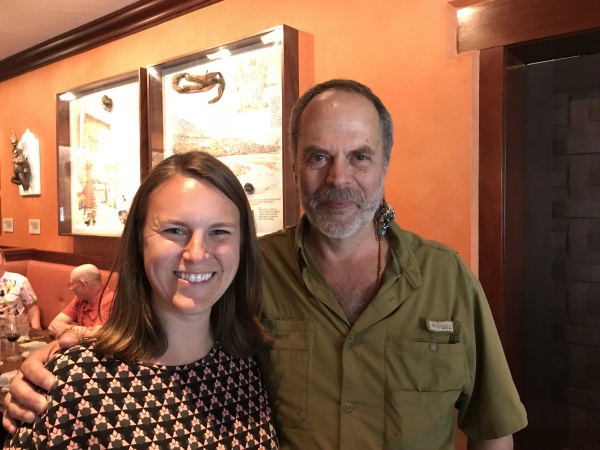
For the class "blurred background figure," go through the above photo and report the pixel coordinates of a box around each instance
[48,264,114,338]
[0,248,40,330]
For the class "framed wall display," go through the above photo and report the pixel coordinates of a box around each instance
[147,25,299,235]
[2,218,13,233]
[56,69,148,237]
[28,219,41,235]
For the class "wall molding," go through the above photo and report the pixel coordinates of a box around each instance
[3,247,114,271]
[456,0,600,53]
[0,0,222,82]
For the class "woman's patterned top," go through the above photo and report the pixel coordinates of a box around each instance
[6,341,278,449]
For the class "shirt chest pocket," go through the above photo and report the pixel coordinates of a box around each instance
[384,335,469,393]
[262,318,314,428]
[383,336,470,448]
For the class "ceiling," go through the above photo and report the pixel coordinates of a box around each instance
[0,0,140,61]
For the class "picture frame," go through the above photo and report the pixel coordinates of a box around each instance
[2,218,13,233]
[147,25,299,235]
[28,219,40,235]
[56,69,148,237]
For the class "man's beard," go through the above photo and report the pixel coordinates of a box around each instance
[300,181,384,239]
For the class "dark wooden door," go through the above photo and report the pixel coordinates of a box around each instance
[521,52,600,450]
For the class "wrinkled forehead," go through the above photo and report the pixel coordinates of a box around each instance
[298,91,383,150]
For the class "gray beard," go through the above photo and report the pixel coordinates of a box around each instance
[300,182,384,239]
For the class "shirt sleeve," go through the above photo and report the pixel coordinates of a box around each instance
[61,296,81,321]
[455,264,528,439]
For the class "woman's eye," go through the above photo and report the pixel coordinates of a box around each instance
[164,227,185,235]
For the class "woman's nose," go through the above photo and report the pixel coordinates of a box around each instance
[184,233,209,260]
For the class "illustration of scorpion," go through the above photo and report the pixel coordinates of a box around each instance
[172,71,226,104]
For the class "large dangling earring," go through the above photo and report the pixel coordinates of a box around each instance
[374,201,395,239]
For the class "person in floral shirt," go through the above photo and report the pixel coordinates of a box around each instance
[0,249,40,329]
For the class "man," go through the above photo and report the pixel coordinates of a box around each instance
[47,264,114,338]
[0,248,40,329]
[3,80,527,449]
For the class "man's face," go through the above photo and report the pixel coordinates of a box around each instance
[295,90,386,239]
[68,276,87,299]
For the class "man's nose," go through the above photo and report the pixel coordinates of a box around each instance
[325,158,351,186]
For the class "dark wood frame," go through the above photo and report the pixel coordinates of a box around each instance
[0,0,222,82]
[147,25,300,229]
[56,69,149,236]
[455,0,600,385]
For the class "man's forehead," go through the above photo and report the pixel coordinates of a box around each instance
[309,89,371,109]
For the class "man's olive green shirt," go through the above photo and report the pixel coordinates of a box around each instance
[257,218,527,449]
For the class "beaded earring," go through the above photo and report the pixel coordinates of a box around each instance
[374,201,395,239]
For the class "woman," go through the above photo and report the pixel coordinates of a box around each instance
[6,151,278,449]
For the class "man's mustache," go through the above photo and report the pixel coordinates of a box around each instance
[310,187,365,204]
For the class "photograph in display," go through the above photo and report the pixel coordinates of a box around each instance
[57,70,146,236]
[149,26,299,235]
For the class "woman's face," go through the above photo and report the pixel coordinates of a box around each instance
[143,175,241,319]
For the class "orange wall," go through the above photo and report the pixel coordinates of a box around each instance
[0,0,477,266]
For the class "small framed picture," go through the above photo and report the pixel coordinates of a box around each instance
[28,219,40,235]
[2,218,14,233]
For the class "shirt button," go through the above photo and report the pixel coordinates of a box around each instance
[347,336,354,344]
[345,403,354,412]
[429,343,439,352]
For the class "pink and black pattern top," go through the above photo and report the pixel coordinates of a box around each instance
[6,341,278,449]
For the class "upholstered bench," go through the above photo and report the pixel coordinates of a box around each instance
[3,254,116,329]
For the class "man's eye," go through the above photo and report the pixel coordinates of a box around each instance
[352,154,372,165]
[305,153,328,168]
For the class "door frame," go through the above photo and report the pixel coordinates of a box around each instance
[455,0,600,385]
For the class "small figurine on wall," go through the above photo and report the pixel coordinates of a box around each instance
[10,131,32,191]
[10,129,41,196]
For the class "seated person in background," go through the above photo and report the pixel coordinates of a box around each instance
[47,264,114,338]
[4,151,277,448]
[0,249,40,329]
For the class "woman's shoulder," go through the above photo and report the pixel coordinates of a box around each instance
[47,341,99,368]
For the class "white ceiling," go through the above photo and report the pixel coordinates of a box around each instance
[0,0,140,61]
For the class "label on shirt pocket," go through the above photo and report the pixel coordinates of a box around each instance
[426,319,454,333]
